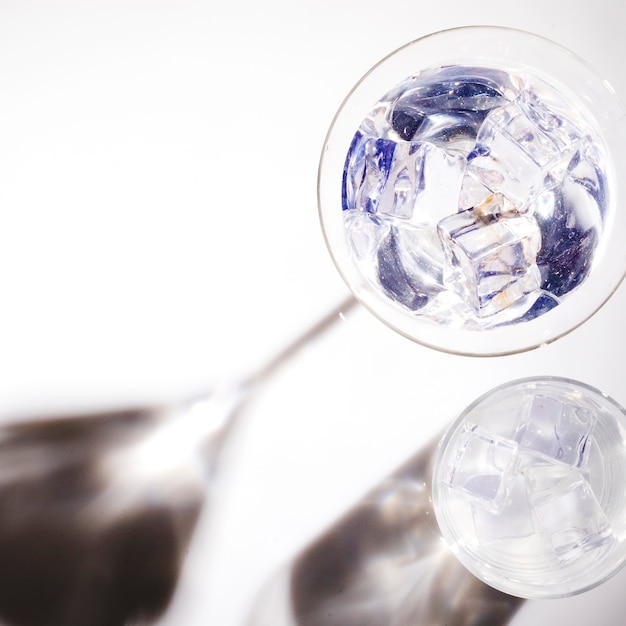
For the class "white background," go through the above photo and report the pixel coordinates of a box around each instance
[1,1,626,625]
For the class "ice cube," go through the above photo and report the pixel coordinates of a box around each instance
[409,142,466,227]
[472,473,536,544]
[393,72,508,116]
[342,133,397,214]
[372,141,467,225]
[368,141,467,225]
[438,193,542,317]
[445,424,519,512]
[561,176,601,233]
[517,84,583,153]
[343,133,467,224]
[343,210,391,284]
[459,173,492,210]
[504,104,562,166]
[414,290,481,331]
[392,223,446,291]
[516,394,596,467]
[467,99,579,207]
[534,187,599,298]
[527,464,612,563]
[555,141,605,238]
[376,226,440,311]
[389,65,513,152]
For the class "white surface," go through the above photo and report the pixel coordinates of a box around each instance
[0,1,625,625]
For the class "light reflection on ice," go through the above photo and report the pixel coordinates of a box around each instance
[342,66,609,329]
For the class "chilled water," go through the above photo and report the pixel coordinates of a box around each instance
[526,463,612,563]
[444,394,610,563]
[433,379,626,598]
[445,424,519,512]
[515,394,596,467]
[342,66,609,328]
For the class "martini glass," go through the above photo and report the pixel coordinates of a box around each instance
[318,26,626,356]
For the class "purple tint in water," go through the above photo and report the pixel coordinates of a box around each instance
[341,65,609,329]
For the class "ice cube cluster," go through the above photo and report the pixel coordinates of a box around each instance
[342,65,608,328]
[445,393,612,564]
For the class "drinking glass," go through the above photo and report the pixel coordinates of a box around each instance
[318,26,626,356]
[433,376,626,598]
[317,25,626,601]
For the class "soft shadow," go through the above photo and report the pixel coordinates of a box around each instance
[0,297,359,626]
[253,437,525,626]
[0,407,204,626]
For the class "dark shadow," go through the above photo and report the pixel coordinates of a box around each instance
[286,436,525,626]
[0,296,359,626]
[0,408,203,626]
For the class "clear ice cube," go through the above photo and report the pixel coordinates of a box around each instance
[375,142,423,220]
[438,193,542,317]
[389,65,514,151]
[392,224,446,291]
[344,136,467,225]
[343,210,391,285]
[467,96,580,208]
[342,133,397,214]
[459,173,492,210]
[517,84,582,153]
[376,223,448,310]
[408,142,466,227]
[561,176,601,233]
[515,394,596,467]
[413,289,481,331]
[527,464,612,562]
[340,66,610,329]
[446,424,519,512]
[472,472,535,544]
[533,141,605,291]
[376,228,429,310]
[534,187,600,298]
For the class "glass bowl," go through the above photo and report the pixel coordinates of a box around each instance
[318,26,626,356]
